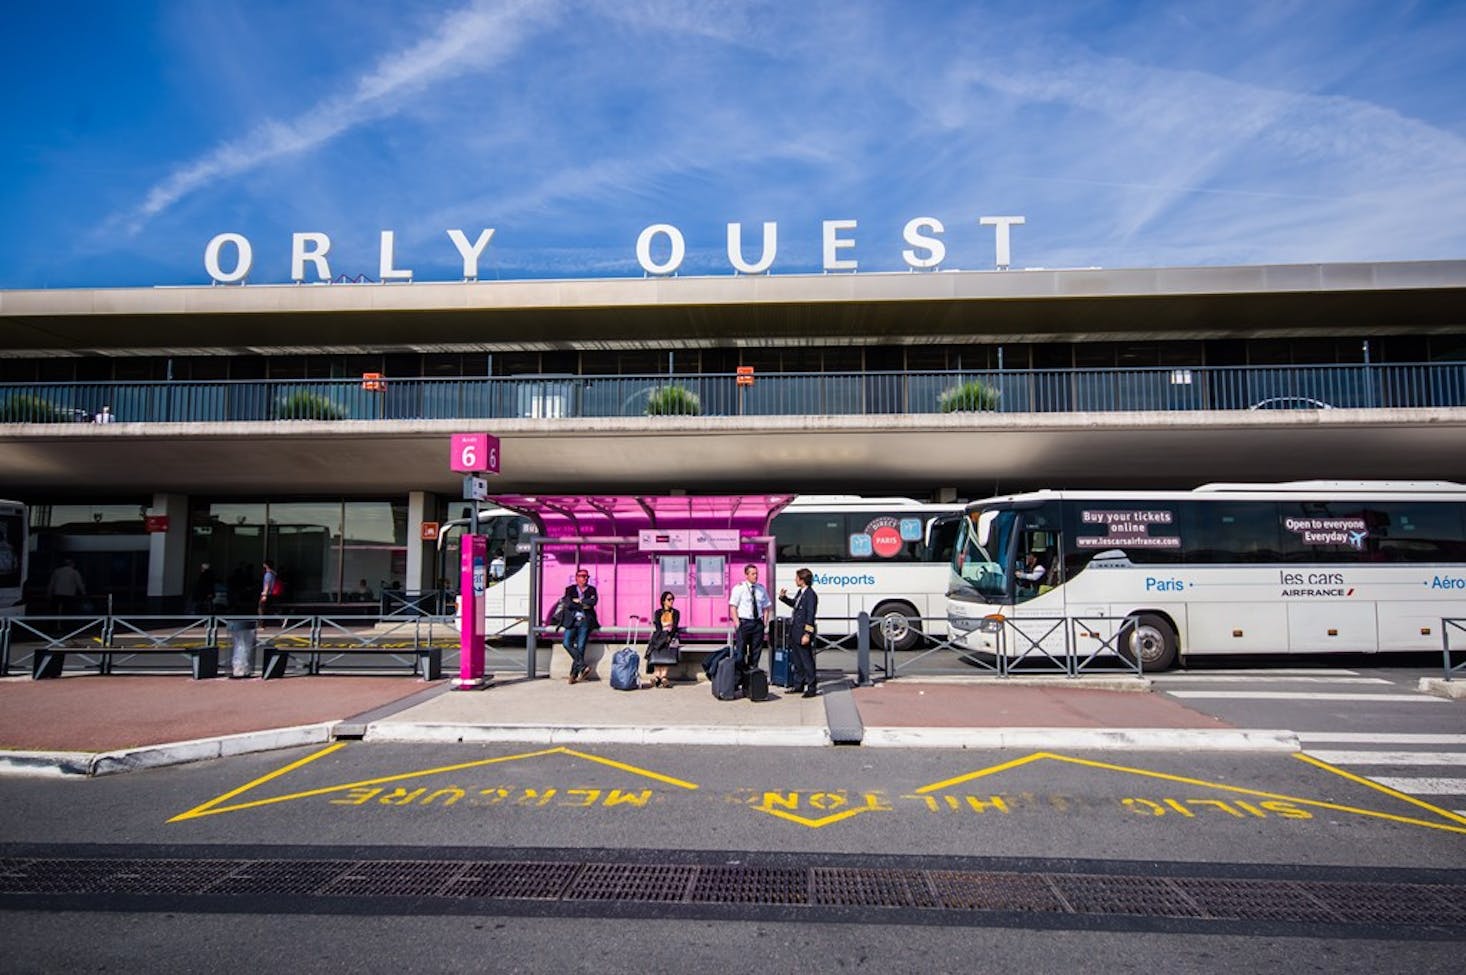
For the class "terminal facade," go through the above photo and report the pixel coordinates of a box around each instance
[2,260,1464,612]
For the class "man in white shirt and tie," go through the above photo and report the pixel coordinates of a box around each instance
[728,563,772,669]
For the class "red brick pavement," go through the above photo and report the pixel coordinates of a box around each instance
[0,676,445,752]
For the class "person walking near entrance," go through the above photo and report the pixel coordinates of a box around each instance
[47,558,87,615]
[779,567,820,698]
[259,560,280,618]
[562,568,600,683]
[728,563,771,670]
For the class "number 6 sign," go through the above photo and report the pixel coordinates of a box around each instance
[451,433,500,474]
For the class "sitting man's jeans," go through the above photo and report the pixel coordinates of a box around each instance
[563,622,591,675]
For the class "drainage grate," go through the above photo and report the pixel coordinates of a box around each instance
[5,855,1465,929]
[689,865,808,905]
[318,860,468,898]
[1051,873,1206,919]
[812,868,936,909]
[564,863,696,903]
[928,869,1065,913]
[442,861,579,900]
[1169,878,1342,923]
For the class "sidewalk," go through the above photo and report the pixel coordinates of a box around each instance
[0,670,1299,777]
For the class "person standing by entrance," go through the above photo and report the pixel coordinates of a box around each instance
[779,567,820,697]
[562,568,600,683]
[47,558,87,615]
[728,563,771,670]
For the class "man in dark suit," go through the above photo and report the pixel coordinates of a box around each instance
[779,567,820,698]
[562,568,600,683]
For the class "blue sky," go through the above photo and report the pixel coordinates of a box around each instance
[3,0,1465,289]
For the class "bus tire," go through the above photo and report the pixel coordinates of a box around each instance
[872,601,922,652]
[1121,614,1177,672]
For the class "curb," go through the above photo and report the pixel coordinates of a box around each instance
[1418,678,1466,701]
[0,723,336,778]
[363,722,832,747]
[859,727,1301,751]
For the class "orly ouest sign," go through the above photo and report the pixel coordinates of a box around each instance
[202,216,1026,284]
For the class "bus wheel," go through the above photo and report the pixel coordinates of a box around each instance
[872,602,922,652]
[1121,614,1177,672]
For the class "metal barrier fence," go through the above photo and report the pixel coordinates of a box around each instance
[849,613,1141,679]
[0,612,507,677]
[3,361,1464,424]
[1444,617,1466,681]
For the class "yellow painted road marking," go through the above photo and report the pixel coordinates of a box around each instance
[1294,752,1466,828]
[916,751,1466,836]
[170,745,696,822]
[556,748,698,791]
[751,792,890,829]
[169,742,346,823]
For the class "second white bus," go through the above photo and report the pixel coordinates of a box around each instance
[947,481,1466,670]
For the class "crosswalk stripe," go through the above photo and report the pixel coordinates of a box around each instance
[1150,676,1391,684]
[1304,751,1466,766]
[1167,691,1446,702]
[1368,777,1466,795]
[1298,733,1466,745]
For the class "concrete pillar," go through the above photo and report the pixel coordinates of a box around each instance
[406,491,437,594]
[147,493,189,608]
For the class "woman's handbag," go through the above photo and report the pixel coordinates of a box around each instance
[646,628,678,665]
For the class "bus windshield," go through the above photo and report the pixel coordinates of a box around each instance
[949,508,1017,601]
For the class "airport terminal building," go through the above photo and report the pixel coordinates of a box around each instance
[2,259,1464,611]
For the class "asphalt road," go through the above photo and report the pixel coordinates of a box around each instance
[2,661,1463,972]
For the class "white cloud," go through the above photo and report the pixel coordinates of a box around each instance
[110,0,561,235]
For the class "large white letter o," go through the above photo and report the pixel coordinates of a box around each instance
[204,233,253,284]
[636,224,685,275]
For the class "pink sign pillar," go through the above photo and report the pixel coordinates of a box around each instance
[455,533,488,689]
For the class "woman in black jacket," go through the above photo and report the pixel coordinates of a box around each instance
[646,591,682,687]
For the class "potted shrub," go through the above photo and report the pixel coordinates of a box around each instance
[276,390,347,420]
[0,394,70,423]
[645,385,701,416]
[938,380,1000,413]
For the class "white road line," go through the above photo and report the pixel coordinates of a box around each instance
[1305,751,1466,766]
[1173,669,1361,676]
[1150,676,1391,684]
[1167,691,1447,702]
[1367,777,1466,795]
[1299,733,1466,745]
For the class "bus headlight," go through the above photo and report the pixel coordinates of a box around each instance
[977,614,1006,634]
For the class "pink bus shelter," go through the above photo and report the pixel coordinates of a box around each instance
[489,494,794,676]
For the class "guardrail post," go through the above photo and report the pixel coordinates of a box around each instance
[856,611,871,686]
[0,617,10,676]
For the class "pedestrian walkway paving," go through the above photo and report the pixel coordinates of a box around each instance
[0,665,1316,777]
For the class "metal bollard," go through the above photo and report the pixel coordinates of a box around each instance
[856,611,871,686]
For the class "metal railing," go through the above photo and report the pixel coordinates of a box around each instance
[0,612,476,677]
[1444,617,1466,681]
[3,362,1464,424]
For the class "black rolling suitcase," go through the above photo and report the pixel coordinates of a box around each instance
[711,647,740,700]
[743,666,769,702]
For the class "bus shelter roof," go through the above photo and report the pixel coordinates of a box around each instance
[488,494,796,539]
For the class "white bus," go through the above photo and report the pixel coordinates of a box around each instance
[0,500,27,615]
[436,506,539,633]
[438,497,963,648]
[771,496,964,650]
[947,481,1466,671]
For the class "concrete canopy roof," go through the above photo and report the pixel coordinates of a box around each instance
[3,260,1465,356]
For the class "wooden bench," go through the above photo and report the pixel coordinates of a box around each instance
[32,645,221,680]
[260,644,442,680]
